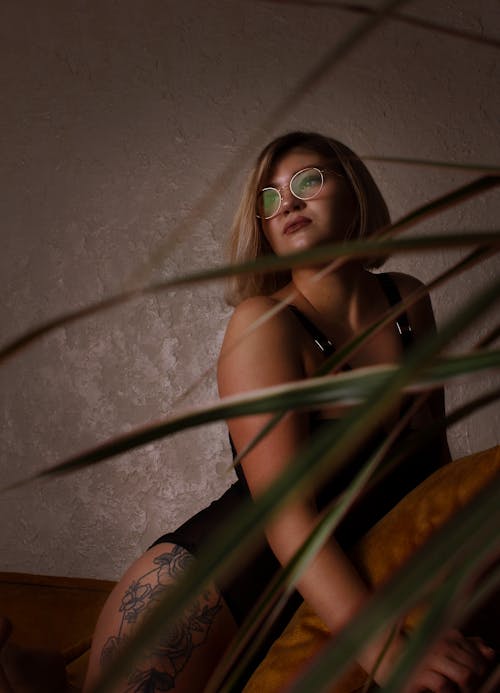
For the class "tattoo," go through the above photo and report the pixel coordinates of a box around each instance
[100,545,223,691]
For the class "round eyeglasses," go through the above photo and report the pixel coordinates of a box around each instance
[256,166,342,220]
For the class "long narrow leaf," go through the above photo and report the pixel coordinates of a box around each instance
[124,0,409,292]
[215,382,500,690]
[220,380,500,690]
[231,246,495,469]
[363,385,500,495]
[316,247,496,377]
[476,323,500,349]
[381,542,500,693]
[364,155,500,173]
[210,233,497,425]
[257,1,500,50]
[1,228,498,364]
[5,348,499,491]
[377,178,499,237]
[210,394,425,693]
[361,622,401,693]
[91,276,500,693]
[290,479,500,693]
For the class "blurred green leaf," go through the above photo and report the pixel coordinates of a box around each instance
[211,395,423,692]
[258,1,500,50]
[2,228,498,364]
[6,347,499,491]
[91,276,500,692]
[290,477,500,692]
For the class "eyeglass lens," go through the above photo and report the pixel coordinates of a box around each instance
[257,167,324,219]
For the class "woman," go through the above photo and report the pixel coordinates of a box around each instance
[83,132,495,692]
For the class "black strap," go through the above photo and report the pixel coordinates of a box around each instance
[287,304,336,356]
[376,273,414,350]
[287,273,414,357]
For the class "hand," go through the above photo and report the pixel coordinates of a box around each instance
[404,629,496,693]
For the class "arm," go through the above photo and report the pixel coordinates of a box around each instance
[217,295,494,690]
[217,296,403,679]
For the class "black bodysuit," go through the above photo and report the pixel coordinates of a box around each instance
[151,273,442,664]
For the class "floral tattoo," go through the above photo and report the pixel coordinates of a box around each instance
[100,545,222,692]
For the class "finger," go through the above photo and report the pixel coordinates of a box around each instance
[405,667,458,693]
[466,636,496,660]
[440,631,492,676]
[426,649,486,691]
[443,629,478,657]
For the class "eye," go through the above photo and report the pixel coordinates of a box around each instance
[291,168,323,199]
[257,188,281,219]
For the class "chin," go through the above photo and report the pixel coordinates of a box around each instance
[288,232,334,253]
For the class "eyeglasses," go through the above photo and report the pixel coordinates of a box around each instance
[256,166,343,220]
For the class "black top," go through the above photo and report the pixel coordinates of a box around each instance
[151,273,440,681]
[287,270,413,357]
[230,272,426,547]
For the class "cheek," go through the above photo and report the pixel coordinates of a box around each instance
[260,222,279,253]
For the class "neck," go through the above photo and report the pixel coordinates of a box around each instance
[287,260,373,329]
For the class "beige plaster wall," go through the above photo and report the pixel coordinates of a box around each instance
[0,0,498,580]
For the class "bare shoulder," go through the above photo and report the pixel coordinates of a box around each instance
[220,295,300,352]
[218,295,305,397]
[385,271,436,333]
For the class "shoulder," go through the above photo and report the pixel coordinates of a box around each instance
[221,295,301,353]
[218,295,305,396]
[384,271,436,333]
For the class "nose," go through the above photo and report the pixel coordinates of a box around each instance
[281,188,305,213]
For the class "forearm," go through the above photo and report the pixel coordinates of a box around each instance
[265,503,406,682]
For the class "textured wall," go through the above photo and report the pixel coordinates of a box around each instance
[0,0,498,580]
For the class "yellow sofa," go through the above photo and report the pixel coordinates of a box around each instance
[243,444,500,692]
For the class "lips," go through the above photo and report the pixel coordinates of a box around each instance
[284,216,311,235]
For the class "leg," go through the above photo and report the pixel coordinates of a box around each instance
[84,543,238,693]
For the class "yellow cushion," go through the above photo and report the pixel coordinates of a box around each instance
[243,445,500,693]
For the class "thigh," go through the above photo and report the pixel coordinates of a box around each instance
[84,542,238,693]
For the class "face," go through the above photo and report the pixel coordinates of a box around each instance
[259,147,358,256]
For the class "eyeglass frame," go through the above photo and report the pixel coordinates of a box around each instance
[256,166,344,220]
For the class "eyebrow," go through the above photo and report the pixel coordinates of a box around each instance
[266,164,320,189]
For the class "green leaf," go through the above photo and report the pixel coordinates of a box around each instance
[227,246,494,472]
[5,347,499,491]
[214,380,500,689]
[91,276,500,693]
[376,531,500,693]
[1,228,498,364]
[258,1,500,50]
[122,0,411,291]
[210,395,423,692]
[290,477,500,692]
[364,155,500,173]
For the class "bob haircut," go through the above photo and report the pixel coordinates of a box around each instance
[226,131,390,306]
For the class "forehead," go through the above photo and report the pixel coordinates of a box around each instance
[266,146,329,185]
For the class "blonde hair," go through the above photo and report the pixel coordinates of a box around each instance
[226,131,390,306]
